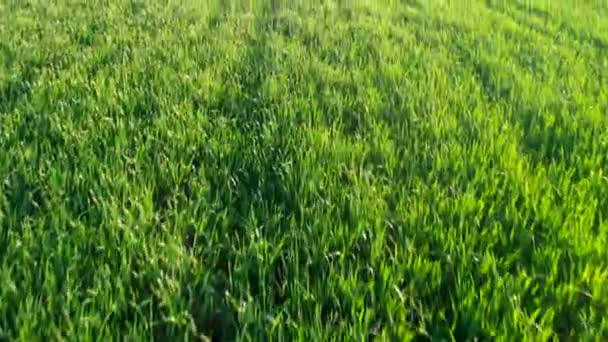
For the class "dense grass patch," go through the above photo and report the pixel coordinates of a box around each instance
[1,0,607,340]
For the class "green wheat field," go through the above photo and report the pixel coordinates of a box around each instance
[1,0,607,340]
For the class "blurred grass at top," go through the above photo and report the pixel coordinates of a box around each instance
[1,0,607,340]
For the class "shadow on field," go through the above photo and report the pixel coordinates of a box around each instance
[483,1,560,42]
[508,1,551,21]
[407,16,516,104]
[0,60,44,114]
[116,5,607,341]
[169,15,302,341]
[176,9,438,339]
[485,0,608,52]
[511,105,583,168]
[391,12,605,339]
[411,15,587,172]
[512,1,608,52]
[403,0,422,10]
